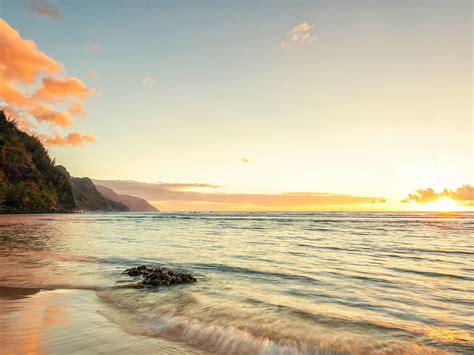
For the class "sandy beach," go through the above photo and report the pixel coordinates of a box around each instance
[0,286,206,354]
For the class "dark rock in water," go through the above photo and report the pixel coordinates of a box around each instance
[124,265,196,287]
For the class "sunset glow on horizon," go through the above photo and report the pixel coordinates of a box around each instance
[410,197,466,213]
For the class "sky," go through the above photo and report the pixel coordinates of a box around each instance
[0,0,472,211]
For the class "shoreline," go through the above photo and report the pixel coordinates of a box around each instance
[0,286,205,354]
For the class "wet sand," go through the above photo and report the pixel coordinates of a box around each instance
[0,286,205,354]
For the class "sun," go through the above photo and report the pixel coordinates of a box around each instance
[415,197,464,212]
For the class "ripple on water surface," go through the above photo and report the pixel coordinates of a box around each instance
[0,212,472,354]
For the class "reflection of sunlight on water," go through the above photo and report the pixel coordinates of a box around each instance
[0,288,209,354]
[424,327,474,345]
[22,303,41,355]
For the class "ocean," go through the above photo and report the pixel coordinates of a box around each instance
[0,212,472,354]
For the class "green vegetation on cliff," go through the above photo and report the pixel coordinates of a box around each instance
[0,111,75,212]
[0,110,154,213]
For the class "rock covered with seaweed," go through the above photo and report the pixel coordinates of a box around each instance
[124,265,196,287]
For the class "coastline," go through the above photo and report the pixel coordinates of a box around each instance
[0,210,78,215]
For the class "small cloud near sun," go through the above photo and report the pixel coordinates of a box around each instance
[241,158,251,163]
[401,185,474,208]
[142,77,156,87]
[281,22,317,49]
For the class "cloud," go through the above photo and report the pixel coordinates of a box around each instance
[28,104,72,127]
[281,22,317,49]
[0,19,95,146]
[1,107,34,132]
[449,185,474,202]
[29,0,60,20]
[0,19,62,84]
[40,132,96,146]
[241,158,250,163]
[34,77,92,103]
[93,179,386,211]
[0,82,29,107]
[157,183,224,190]
[142,77,156,87]
[68,103,86,116]
[402,185,474,206]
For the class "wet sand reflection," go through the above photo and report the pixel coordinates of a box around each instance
[0,287,207,354]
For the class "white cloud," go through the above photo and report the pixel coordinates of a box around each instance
[281,22,317,49]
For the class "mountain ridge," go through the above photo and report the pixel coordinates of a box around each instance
[96,185,158,212]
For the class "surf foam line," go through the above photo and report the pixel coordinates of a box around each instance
[97,289,449,355]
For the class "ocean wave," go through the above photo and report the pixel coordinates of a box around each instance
[389,267,474,281]
[97,288,453,354]
[192,263,323,285]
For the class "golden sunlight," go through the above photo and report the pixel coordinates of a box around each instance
[414,197,464,212]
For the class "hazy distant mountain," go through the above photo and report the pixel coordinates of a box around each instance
[0,111,76,213]
[56,167,128,212]
[70,177,129,212]
[96,185,158,212]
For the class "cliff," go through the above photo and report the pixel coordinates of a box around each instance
[0,111,75,213]
[0,110,153,213]
[96,185,158,212]
[56,166,129,212]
